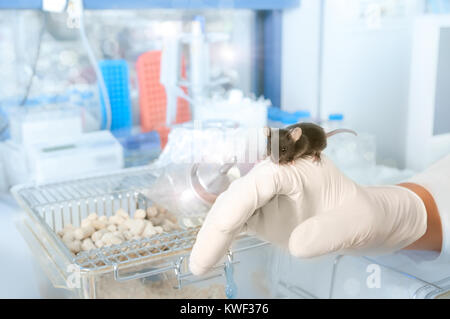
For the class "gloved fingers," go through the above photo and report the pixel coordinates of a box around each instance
[189,164,281,275]
[209,162,282,233]
[288,209,374,258]
[189,218,242,276]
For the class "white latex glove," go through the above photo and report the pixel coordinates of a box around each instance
[189,155,427,276]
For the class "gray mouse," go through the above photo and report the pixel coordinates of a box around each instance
[263,122,357,165]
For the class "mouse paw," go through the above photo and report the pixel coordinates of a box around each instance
[313,153,322,163]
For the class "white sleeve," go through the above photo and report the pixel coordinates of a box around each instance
[407,154,450,263]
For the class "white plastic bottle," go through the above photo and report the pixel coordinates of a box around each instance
[323,113,345,131]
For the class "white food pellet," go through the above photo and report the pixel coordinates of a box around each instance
[109,215,125,225]
[150,214,165,226]
[95,239,105,248]
[101,232,122,246]
[67,240,81,253]
[115,208,129,219]
[162,219,178,232]
[134,209,146,219]
[92,219,107,230]
[129,219,145,236]
[74,225,95,240]
[60,224,75,235]
[123,231,133,241]
[60,205,181,255]
[146,206,158,218]
[112,231,125,241]
[110,236,122,245]
[166,213,178,224]
[155,204,167,215]
[62,231,75,243]
[92,229,107,242]
[81,238,96,251]
[87,213,98,221]
[101,233,114,246]
[81,219,93,228]
[142,223,157,237]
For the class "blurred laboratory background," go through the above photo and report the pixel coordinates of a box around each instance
[0,0,449,299]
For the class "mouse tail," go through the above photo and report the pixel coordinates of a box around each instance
[326,129,357,138]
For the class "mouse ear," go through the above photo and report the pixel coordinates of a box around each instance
[263,126,271,137]
[289,127,302,142]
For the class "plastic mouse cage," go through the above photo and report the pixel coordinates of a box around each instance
[12,167,276,299]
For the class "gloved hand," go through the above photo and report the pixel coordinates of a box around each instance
[189,155,427,276]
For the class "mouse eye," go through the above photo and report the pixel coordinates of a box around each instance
[281,147,287,153]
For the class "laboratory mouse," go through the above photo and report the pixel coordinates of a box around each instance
[263,122,357,165]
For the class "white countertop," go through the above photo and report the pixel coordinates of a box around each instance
[0,194,41,298]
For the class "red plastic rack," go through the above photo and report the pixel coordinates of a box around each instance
[136,51,191,148]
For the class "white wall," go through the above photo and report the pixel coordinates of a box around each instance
[231,10,256,95]
[281,0,322,118]
[282,0,425,168]
[405,16,450,171]
[434,27,450,136]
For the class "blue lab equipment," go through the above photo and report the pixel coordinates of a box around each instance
[427,0,450,13]
[328,113,344,121]
[267,107,283,127]
[327,113,345,130]
[224,259,237,299]
[98,60,132,131]
[280,112,300,126]
[113,129,161,168]
[194,15,206,32]
[294,110,311,120]
[267,106,282,120]
[268,107,312,128]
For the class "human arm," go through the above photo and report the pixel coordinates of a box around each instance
[189,156,428,275]
[400,183,442,252]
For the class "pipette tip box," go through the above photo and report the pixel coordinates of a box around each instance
[99,59,132,131]
[136,51,191,148]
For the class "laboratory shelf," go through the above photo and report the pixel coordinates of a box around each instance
[0,0,300,10]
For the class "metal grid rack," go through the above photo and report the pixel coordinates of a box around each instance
[74,226,200,271]
[14,166,158,208]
